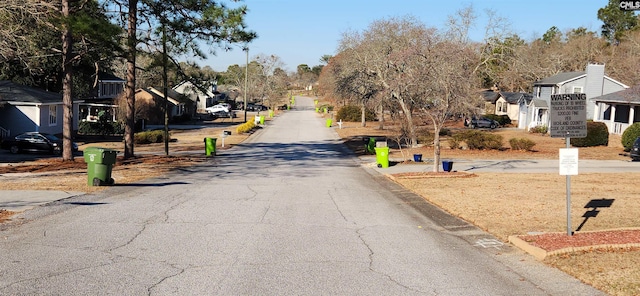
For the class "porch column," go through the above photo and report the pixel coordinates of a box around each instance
[630,106,635,125]
[610,104,617,125]
[593,102,600,120]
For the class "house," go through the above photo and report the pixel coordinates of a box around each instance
[79,72,125,123]
[134,87,194,125]
[525,63,628,130]
[91,72,125,100]
[172,81,218,113]
[592,85,640,134]
[480,90,532,127]
[0,80,82,137]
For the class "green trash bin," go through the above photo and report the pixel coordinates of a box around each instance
[326,118,332,127]
[268,109,274,118]
[205,137,217,156]
[83,147,117,186]
[366,137,376,154]
[374,146,389,168]
[260,115,265,125]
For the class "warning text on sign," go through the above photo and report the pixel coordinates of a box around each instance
[549,93,587,138]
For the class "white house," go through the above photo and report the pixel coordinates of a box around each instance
[0,80,82,137]
[481,90,532,127]
[525,63,628,130]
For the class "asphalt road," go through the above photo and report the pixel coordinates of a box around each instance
[0,97,604,295]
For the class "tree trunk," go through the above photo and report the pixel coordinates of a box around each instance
[360,101,366,127]
[61,0,73,161]
[397,97,417,147]
[123,0,137,159]
[432,125,441,172]
[377,103,384,130]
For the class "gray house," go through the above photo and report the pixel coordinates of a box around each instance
[173,81,221,113]
[592,85,640,134]
[0,81,81,138]
[524,63,628,130]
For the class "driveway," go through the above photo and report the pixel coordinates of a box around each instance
[0,97,603,295]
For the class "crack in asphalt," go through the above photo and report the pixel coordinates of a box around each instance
[355,227,426,294]
[147,263,186,296]
[327,190,349,223]
[0,257,131,291]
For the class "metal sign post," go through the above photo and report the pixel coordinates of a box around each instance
[550,93,587,236]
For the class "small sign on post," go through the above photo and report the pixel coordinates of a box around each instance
[559,148,579,176]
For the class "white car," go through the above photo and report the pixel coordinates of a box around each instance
[205,104,229,114]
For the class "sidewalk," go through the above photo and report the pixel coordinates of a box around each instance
[0,190,84,211]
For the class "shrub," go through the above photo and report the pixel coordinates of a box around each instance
[570,121,609,147]
[449,136,461,149]
[236,120,256,134]
[134,130,167,144]
[78,121,123,135]
[318,104,334,112]
[485,114,511,126]
[336,105,376,122]
[417,129,434,145]
[622,122,640,151]
[509,138,536,151]
[529,125,548,134]
[439,127,452,137]
[171,113,191,123]
[451,130,503,150]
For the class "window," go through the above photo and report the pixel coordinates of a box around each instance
[573,86,583,93]
[49,105,58,126]
[498,102,508,113]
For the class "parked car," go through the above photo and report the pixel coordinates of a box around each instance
[466,117,499,129]
[0,132,78,155]
[210,110,237,119]
[246,103,268,111]
[631,136,640,161]
[205,104,230,114]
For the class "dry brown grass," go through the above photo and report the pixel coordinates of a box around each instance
[394,173,640,240]
[335,120,640,296]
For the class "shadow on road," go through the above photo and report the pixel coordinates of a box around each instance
[175,139,358,180]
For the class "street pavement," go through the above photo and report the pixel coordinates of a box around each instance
[3,156,639,212]
[0,97,606,295]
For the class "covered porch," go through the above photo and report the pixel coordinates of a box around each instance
[592,86,640,135]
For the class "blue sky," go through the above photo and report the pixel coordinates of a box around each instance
[203,0,610,72]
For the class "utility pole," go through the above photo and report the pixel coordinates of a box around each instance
[243,46,249,123]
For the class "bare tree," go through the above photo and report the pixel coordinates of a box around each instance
[417,40,481,171]
[254,54,287,107]
[323,49,379,127]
